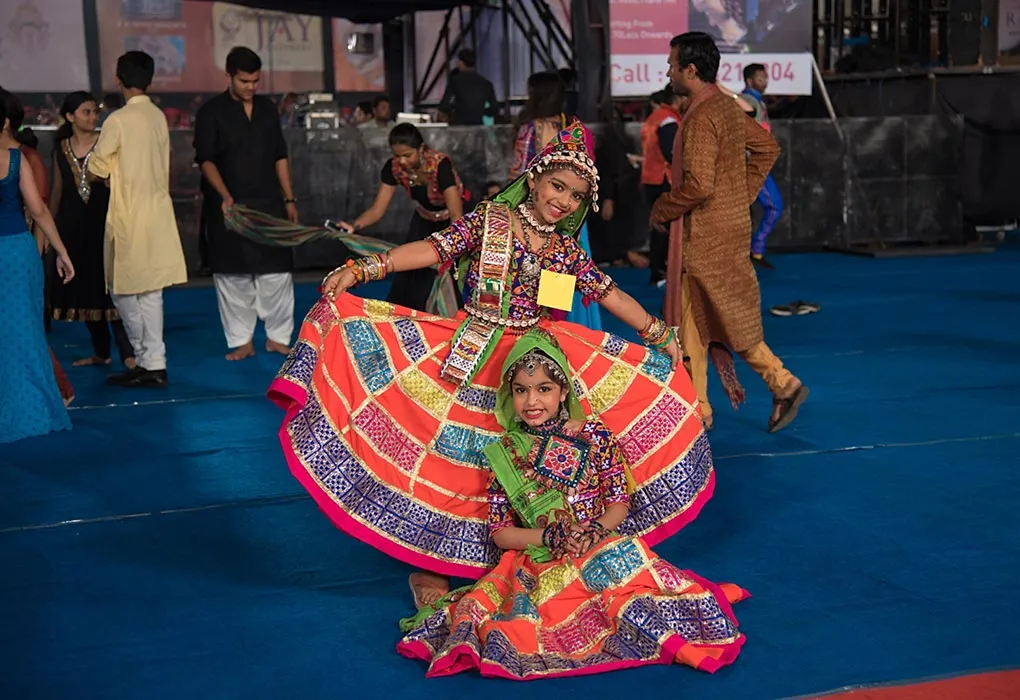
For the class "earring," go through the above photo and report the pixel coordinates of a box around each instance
[559,404,569,420]
[526,188,535,208]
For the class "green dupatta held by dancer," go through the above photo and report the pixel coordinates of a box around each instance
[397,329,748,680]
[269,119,716,580]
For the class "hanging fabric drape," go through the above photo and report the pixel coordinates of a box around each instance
[223,205,459,317]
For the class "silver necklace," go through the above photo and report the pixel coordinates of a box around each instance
[517,214,552,288]
[517,203,555,238]
[66,138,97,203]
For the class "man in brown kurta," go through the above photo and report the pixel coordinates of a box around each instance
[651,32,808,433]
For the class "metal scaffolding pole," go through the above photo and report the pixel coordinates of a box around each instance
[411,0,576,111]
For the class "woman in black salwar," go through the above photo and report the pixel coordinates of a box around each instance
[337,123,468,312]
[49,91,134,368]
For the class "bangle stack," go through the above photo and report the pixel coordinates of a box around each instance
[320,253,393,290]
[347,253,394,284]
[640,316,675,351]
[541,520,569,557]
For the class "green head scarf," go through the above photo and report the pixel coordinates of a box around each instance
[494,329,586,457]
[493,118,600,238]
[481,330,584,556]
[484,329,637,506]
[454,119,601,296]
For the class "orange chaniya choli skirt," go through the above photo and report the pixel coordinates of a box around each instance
[269,293,716,578]
[398,534,748,680]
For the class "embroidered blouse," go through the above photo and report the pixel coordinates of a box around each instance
[426,202,615,319]
[487,418,631,534]
[381,151,462,211]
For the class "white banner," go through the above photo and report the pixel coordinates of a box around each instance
[612,52,813,97]
[717,53,814,95]
[0,0,90,92]
[1000,0,1020,56]
[212,3,323,73]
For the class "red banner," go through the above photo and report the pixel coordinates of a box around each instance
[97,0,324,94]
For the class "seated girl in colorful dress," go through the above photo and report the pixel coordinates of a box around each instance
[397,330,746,680]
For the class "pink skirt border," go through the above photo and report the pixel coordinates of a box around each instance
[396,631,745,680]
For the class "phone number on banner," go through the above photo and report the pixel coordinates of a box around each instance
[717,53,813,96]
[610,52,813,97]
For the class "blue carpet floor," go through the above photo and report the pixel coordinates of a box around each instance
[3,251,1020,699]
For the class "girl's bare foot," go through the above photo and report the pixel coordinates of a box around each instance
[226,341,256,361]
[72,356,111,367]
[409,571,450,609]
[265,340,291,355]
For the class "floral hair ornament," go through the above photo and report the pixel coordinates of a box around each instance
[524,119,600,213]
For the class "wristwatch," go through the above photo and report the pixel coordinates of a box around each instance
[284,197,297,204]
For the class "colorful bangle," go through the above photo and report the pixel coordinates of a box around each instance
[542,520,569,557]
[582,520,611,545]
[320,253,392,293]
[640,316,673,349]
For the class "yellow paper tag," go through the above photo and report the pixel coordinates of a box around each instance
[537,270,576,312]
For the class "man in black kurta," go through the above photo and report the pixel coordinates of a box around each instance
[194,46,297,360]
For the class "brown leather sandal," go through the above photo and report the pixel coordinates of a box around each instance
[768,384,809,433]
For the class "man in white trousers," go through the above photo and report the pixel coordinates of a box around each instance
[193,46,298,361]
[89,51,187,388]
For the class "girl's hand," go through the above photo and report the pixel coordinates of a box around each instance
[565,522,604,558]
[664,334,682,369]
[337,220,357,234]
[56,252,75,284]
[564,525,586,557]
[322,267,357,299]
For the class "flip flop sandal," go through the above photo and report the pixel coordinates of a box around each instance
[792,301,821,315]
[769,304,797,317]
[768,385,809,433]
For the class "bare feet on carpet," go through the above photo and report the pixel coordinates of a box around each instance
[73,356,111,367]
[124,357,137,370]
[226,342,256,361]
[409,571,450,609]
[265,340,291,355]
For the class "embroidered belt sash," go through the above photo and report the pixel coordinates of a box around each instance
[440,202,516,384]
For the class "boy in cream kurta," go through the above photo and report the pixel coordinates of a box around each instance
[89,50,187,388]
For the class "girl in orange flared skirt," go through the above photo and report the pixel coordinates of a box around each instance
[397,330,746,680]
[270,120,716,606]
